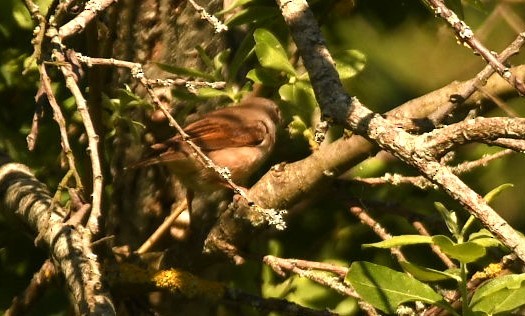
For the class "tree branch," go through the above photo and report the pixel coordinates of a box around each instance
[0,163,114,315]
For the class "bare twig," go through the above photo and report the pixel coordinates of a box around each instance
[38,64,83,189]
[412,221,457,269]
[187,0,228,33]
[114,264,336,316]
[263,255,378,316]
[136,202,187,254]
[263,255,348,278]
[21,0,47,74]
[26,103,43,151]
[422,117,525,157]
[354,149,514,189]
[485,138,525,152]
[428,23,525,123]
[349,205,406,262]
[425,0,525,96]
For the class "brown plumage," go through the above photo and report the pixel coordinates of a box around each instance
[133,97,280,192]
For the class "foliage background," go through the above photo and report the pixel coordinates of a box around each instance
[1,0,525,315]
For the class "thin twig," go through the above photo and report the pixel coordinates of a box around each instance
[353,149,514,189]
[263,255,378,316]
[426,0,525,96]
[46,39,103,236]
[263,255,348,278]
[21,0,47,74]
[412,221,456,269]
[187,0,228,33]
[38,64,84,189]
[429,25,525,123]
[349,205,406,262]
[26,103,43,151]
[136,202,187,254]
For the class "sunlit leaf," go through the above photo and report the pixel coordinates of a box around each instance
[196,87,232,100]
[470,273,525,314]
[434,202,459,236]
[12,4,32,30]
[226,6,279,27]
[468,229,502,248]
[483,183,514,204]
[399,261,460,282]
[213,49,231,77]
[154,62,215,81]
[346,261,445,313]
[246,67,281,86]
[254,29,296,76]
[287,115,308,138]
[278,80,317,122]
[363,235,432,248]
[432,235,485,263]
[333,49,366,80]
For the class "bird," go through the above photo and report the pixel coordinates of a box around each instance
[133,97,281,193]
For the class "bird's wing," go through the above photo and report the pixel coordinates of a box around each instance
[126,143,186,168]
[184,119,268,150]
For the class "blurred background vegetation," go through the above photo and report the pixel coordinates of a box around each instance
[1,0,525,315]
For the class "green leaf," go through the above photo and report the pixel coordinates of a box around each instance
[432,235,486,263]
[434,202,459,236]
[12,3,33,30]
[287,115,308,138]
[399,261,461,282]
[246,67,281,86]
[226,6,279,27]
[195,45,215,70]
[278,80,317,122]
[254,29,296,76]
[468,229,502,248]
[483,183,514,204]
[154,62,215,81]
[363,235,432,248]
[229,31,256,79]
[332,49,366,80]
[213,49,231,77]
[470,273,525,314]
[196,87,233,100]
[346,261,444,314]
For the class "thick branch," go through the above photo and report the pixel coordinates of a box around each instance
[0,163,114,315]
[58,0,116,40]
